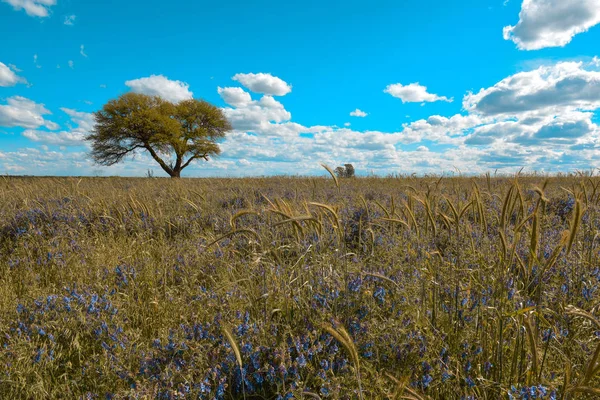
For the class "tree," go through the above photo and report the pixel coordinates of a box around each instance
[344,163,355,178]
[335,163,355,178]
[87,93,232,178]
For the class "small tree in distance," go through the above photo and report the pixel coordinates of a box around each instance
[87,93,232,178]
[335,163,355,178]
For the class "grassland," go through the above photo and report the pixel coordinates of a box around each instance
[0,175,599,399]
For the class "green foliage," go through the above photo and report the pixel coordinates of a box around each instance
[87,93,232,178]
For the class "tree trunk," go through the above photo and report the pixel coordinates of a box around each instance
[170,169,181,178]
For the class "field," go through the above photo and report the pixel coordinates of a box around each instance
[1,175,599,399]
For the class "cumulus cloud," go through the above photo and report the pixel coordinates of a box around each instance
[384,83,453,103]
[0,62,27,87]
[0,96,58,129]
[218,87,293,133]
[504,0,600,50]
[22,108,94,147]
[534,118,593,139]
[23,130,86,146]
[400,114,485,144]
[232,73,292,96]
[1,0,56,17]
[215,93,413,172]
[125,75,193,103]
[80,45,87,57]
[44,120,60,130]
[391,59,600,170]
[212,59,600,176]
[218,87,252,108]
[463,61,600,116]
[60,108,95,132]
[350,109,368,117]
[459,60,600,152]
[465,121,523,146]
[0,148,95,176]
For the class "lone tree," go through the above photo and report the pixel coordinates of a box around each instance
[335,163,355,178]
[87,93,231,178]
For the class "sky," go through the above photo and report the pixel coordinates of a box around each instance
[1,0,600,177]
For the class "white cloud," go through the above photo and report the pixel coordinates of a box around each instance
[68,60,74,69]
[0,148,95,176]
[22,108,94,147]
[454,60,600,161]
[211,59,600,176]
[44,120,60,130]
[384,82,453,103]
[504,0,600,50]
[0,96,57,129]
[232,73,292,96]
[60,108,95,132]
[463,111,598,147]
[350,109,368,117]
[400,114,486,144]
[218,86,252,108]
[218,87,292,133]
[80,45,87,57]
[64,14,76,25]
[125,75,193,103]
[463,61,600,116]
[1,0,56,17]
[0,62,27,87]
[23,130,86,146]
[535,118,593,139]
[344,122,351,127]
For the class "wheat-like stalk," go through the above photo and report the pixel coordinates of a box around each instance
[566,198,583,255]
[320,163,340,193]
[322,322,363,399]
[523,315,539,378]
[221,325,243,369]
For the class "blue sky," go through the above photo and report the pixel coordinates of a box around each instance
[1,0,600,176]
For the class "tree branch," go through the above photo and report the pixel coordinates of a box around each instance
[180,153,209,170]
[145,145,174,176]
[90,143,144,166]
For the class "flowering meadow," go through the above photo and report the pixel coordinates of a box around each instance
[1,175,599,399]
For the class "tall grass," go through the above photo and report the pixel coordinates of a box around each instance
[0,175,599,399]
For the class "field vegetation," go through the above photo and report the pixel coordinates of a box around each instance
[0,174,599,399]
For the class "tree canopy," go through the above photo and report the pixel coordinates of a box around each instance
[87,93,232,178]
